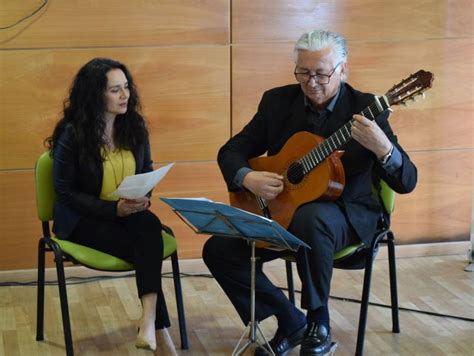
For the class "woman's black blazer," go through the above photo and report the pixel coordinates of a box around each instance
[52,124,153,239]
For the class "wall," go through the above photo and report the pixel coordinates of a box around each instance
[0,0,472,270]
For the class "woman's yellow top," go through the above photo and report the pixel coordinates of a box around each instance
[100,148,136,201]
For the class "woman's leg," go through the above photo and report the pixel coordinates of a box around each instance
[70,210,175,352]
[136,293,158,350]
[123,211,176,353]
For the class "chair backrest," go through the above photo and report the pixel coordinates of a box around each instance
[34,151,137,269]
[378,179,395,215]
[35,151,55,222]
[333,179,395,269]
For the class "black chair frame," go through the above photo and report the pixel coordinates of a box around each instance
[285,222,400,356]
[36,222,189,356]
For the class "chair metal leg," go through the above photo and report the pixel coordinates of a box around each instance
[386,232,400,333]
[171,251,189,350]
[51,244,74,356]
[355,249,376,356]
[285,260,296,304]
[36,238,46,341]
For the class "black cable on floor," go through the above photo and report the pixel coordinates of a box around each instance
[0,273,136,287]
[277,285,474,323]
[0,271,213,287]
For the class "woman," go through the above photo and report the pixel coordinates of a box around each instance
[46,58,177,355]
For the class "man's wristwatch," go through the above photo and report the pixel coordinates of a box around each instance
[379,145,394,165]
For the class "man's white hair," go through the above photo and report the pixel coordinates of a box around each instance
[293,30,348,66]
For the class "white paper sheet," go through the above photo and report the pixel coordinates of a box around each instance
[109,162,175,199]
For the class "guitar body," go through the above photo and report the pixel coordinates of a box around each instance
[229,131,345,229]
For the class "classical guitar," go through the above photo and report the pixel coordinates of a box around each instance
[229,70,434,229]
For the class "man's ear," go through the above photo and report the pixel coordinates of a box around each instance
[340,62,348,81]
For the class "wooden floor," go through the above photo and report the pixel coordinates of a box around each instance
[0,254,473,355]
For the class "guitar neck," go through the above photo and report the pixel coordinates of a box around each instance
[299,95,391,173]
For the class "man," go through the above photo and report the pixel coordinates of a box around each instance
[203,30,417,355]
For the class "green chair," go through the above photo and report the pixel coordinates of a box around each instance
[284,179,399,356]
[34,151,188,356]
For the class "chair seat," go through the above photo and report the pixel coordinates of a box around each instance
[51,230,177,271]
[282,241,365,263]
[333,242,365,260]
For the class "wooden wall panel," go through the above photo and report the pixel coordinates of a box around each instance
[232,39,474,151]
[0,162,228,271]
[232,43,294,134]
[1,0,473,271]
[0,0,229,48]
[139,48,230,163]
[0,46,230,170]
[232,0,473,42]
[392,150,473,244]
[0,0,231,271]
[0,171,38,271]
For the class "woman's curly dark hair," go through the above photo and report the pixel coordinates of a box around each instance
[46,58,148,161]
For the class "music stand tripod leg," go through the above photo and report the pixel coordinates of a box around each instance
[232,241,275,356]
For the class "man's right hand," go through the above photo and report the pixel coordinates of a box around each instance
[242,171,284,200]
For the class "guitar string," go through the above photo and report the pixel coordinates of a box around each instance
[285,100,384,178]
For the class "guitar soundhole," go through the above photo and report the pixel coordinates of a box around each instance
[287,162,305,184]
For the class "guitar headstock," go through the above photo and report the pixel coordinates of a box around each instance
[386,70,434,106]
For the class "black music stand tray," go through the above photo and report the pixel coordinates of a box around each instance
[160,197,309,356]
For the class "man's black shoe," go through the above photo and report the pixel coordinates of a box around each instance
[299,323,332,355]
[254,324,307,356]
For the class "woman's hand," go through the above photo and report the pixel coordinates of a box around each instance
[117,197,150,217]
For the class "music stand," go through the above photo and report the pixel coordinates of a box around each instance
[160,197,309,356]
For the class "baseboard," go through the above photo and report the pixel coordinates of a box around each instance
[376,240,470,259]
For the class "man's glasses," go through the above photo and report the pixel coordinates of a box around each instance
[294,62,343,85]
